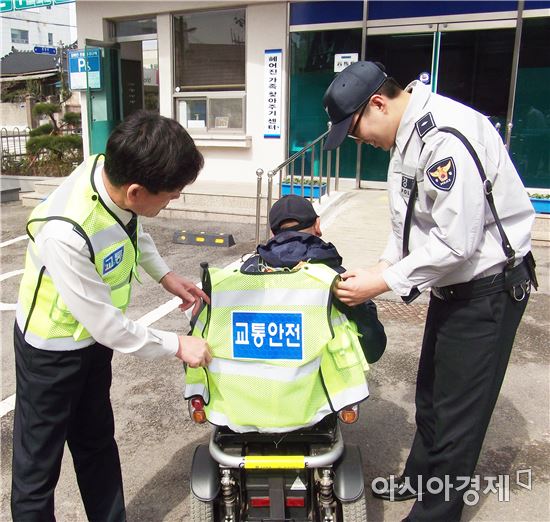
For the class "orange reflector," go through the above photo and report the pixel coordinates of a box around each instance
[192,410,207,424]
[189,397,207,423]
[250,497,270,507]
[286,496,305,507]
[338,405,359,424]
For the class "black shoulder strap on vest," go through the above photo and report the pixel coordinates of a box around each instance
[437,126,516,268]
[403,118,516,269]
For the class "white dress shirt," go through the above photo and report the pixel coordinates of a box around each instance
[17,162,179,358]
[381,81,535,296]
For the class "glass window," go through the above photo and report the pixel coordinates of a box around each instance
[363,32,435,182]
[510,17,550,188]
[174,8,245,135]
[289,29,362,179]
[11,29,29,44]
[114,18,157,38]
[48,33,54,45]
[143,40,159,112]
[173,8,245,91]
[438,28,514,128]
[176,93,245,134]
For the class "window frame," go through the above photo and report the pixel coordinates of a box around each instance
[110,17,158,42]
[171,8,246,136]
[174,91,246,136]
[11,28,29,44]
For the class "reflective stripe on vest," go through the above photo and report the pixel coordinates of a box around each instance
[213,288,330,308]
[185,264,369,432]
[17,154,138,349]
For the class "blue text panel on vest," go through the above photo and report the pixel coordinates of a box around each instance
[232,311,303,360]
[103,246,124,274]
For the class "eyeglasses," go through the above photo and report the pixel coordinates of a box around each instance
[347,103,368,140]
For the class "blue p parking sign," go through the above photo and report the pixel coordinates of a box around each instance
[232,311,303,360]
[68,48,101,90]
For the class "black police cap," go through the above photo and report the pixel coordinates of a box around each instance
[323,61,388,150]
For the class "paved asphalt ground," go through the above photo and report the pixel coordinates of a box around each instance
[1,191,549,522]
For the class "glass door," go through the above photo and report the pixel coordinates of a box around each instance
[361,20,516,184]
[364,25,436,182]
[437,21,516,140]
[289,28,363,180]
[509,16,550,189]
[85,40,122,155]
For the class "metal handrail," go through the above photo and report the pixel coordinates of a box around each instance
[271,129,329,173]
[255,129,342,243]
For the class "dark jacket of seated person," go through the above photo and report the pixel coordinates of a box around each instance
[241,195,386,364]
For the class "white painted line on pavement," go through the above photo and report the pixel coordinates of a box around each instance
[0,269,24,282]
[0,296,184,418]
[136,296,181,327]
[0,394,16,417]
[1,258,245,418]
[0,235,27,248]
[0,269,24,311]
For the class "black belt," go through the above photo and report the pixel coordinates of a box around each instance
[433,260,531,302]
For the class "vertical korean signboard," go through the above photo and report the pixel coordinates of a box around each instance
[264,49,282,139]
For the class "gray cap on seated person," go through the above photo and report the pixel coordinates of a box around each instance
[322,61,388,151]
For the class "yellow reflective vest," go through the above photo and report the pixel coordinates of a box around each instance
[185,263,369,433]
[17,154,139,349]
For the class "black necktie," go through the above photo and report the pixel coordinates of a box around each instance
[127,212,138,248]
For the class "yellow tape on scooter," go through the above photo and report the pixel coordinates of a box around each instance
[244,456,305,469]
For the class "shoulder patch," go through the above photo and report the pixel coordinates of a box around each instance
[415,112,436,138]
[425,157,456,191]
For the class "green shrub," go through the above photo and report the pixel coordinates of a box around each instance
[29,123,54,137]
[32,102,61,119]
[62,112,81,127]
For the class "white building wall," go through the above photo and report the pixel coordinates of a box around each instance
[76,1,289,184]
[1,4,75,58]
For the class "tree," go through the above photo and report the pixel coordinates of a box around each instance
[25,103,83,175]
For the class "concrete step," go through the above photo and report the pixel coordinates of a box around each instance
[1,177,21,203]
[532,213,550,244]
[33,177,63,195]
[20,190,270,216]
[1,187,20,203]
[158,206,267,224]
[20,191,46,207]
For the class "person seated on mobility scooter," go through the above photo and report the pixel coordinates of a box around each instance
[184,196,386,522]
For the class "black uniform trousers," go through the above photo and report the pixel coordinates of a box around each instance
[11,323,126,522]
[403,289,528,522]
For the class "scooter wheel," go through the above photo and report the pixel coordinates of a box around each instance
[190,493,215,522]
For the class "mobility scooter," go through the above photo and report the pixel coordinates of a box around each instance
[185,262,370,522]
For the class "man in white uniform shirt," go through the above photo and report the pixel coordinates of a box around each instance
[323,62,536,522]
[12,111,212,521]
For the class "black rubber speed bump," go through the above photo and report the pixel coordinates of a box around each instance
[173,230,235,247]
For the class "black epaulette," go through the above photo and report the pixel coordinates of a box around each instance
[415,112,436,138]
